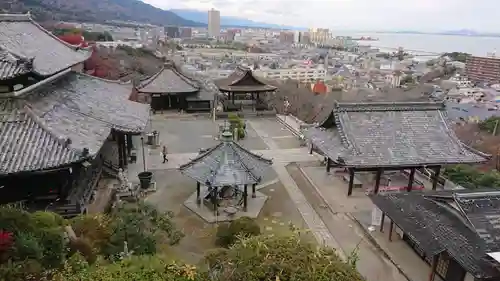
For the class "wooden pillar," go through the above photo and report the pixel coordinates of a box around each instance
[243,184,248,212]
[326,158,331,173]
[380,213,385,232]
[388,220,394,241]
[117,132,124,169]
[252,183,256,198]
[309,143,313,154]
[196,182,201,205]
[407,168,416,192]
[120,133,128,168]
[126,134,133,153]
[428,254,439,281]
[374,169,383,194]
[432,166,441,191]
[347,168,355,196]
[212,186,218,215]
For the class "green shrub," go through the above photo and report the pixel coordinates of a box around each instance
[31,211,64,229]
[0,259,44,281]
[37,228,66,268]
[0,206,35,233]
[13,232,43,261]
[215,217,260,247]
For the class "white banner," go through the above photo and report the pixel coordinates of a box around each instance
[371,207,383,226]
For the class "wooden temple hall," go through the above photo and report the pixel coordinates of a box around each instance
[371,190,500,281]
[304,101,489,196]
[0,14,150,217]
[134,61,216,113]
[214,66,277,112]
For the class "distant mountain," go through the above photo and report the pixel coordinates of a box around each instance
[1,0,203,27]
[171,9,300,29]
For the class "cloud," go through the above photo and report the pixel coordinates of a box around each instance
[143,0,500,32]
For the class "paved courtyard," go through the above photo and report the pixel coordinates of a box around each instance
[125,115,411,281]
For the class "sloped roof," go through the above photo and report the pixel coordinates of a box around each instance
[304,101,489,168]
[179,134,273,186]
[136,62,199,94]
[0,72,150,174]
[0,47,32,81]
[371,190,500,279]
[0,13,91,76]
[215,65,277,92]
[0,102,82,174]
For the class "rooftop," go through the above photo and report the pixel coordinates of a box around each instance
[0,72,150,174]
[0,13,91,76]
[0,47,32,81]
[215,65,277,92]
[179,132,273,187]
[136,61,200,94]
[371,190,500,279]
[304,101,489,168]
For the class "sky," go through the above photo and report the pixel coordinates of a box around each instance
[142,0,499,33]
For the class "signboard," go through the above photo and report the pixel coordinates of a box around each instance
[371,207,383,226]
[395,226,404,238]
[152,94,161,97]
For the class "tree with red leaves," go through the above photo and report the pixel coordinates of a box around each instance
[0,230,13,262]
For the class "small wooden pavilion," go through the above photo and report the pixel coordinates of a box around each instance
[215,66,276,111]
[179,130,272,215]
[304,101,489,196]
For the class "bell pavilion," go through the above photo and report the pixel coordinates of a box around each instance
[215,66,277,112]
[0,13,150,217]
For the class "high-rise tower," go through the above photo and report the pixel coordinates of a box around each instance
[208,8,221,37]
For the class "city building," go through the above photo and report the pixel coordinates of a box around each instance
[180,27,192,38]
[166,26,180,38]
[309,28,331,44]
[279,31,295,44]
[208,8,221,37]
[255,66,327,82]
[466,55,500,84]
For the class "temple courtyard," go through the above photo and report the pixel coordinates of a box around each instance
[118,114,438,281]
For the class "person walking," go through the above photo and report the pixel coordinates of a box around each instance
[162,145,168,163]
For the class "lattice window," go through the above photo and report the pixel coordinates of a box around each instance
[436,254,449,278]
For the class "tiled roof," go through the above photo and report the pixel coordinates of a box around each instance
[137,62,199,94]
[304,101,489,168]
[0,14,91,76]
[215,65,277,92]
[0,48,32,80]
[0,72,150,173]
[371,191,500,279]
[0,102,82,174]
[179,135,273,186]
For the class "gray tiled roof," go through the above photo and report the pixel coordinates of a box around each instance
[0,47,32,80]
[137,62,199,94]
[0,102,82,174]
[215,65,277,92]
[304,101,489,168]
[23,73,150,155]
[0,73,150,168]
[0,14,91,76]
[179,138,273,186]
[371,191,500,279]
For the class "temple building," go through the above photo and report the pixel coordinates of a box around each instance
[0,13,150,217]
[215,66,276,112]
[134,61,215,112]
[304,101,489,196]
[371,189,500,281]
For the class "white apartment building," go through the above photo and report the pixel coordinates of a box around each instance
[254,66,327,82]
[208,9,221,37]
